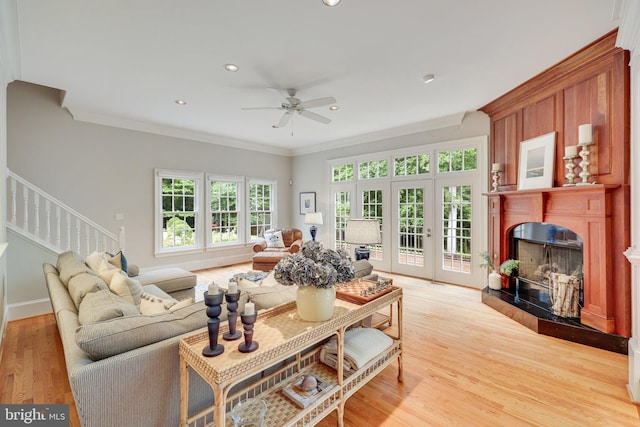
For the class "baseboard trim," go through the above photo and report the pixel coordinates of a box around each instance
[7,298,52,321]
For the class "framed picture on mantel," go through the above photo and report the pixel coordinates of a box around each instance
[517,131,556,190]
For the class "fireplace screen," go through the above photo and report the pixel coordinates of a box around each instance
[512,223,583,317]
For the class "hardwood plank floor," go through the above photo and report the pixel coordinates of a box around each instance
[1,263,639,426]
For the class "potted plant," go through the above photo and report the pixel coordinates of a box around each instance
[274,241,355,321]
[480,251,502,290]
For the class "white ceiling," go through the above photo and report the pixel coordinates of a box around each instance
[13,0,620,155]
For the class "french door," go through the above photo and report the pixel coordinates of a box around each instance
[391,180,434,278]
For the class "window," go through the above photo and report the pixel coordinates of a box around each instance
[156,170,202,253]
[249,180,276,239]
[208,176,242,247]
[398,187,424,266]
[334,191,351,249]
[442,185,472,273]
[394,154,430,176]
[359,160,388,180]
[332,164,354,182]
[362,189,383,261]
[438,148,477,173]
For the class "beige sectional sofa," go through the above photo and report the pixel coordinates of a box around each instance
[44,251,248,427]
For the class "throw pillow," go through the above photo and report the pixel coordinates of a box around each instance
[57,251,91,287]
[264,230,285,248]
[246,284,297,311]
[237,277,261,290]
[139,291,180,315]
[109,271,143,307]
[107,251,128,274]
[68,272,109,309]
[78,289,139,324]
[85,251,105,273]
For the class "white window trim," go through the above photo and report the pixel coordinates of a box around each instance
[246,177,277,241]
[206,174,244,249]
[154,169,204,257]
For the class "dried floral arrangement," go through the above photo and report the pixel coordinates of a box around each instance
[274,241,355,289]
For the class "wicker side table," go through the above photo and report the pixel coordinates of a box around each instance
[179,287,403,427]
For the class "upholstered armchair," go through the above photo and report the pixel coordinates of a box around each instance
[252,228,303,253]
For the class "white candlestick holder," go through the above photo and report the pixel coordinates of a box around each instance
[491,170,501,192]
[562,155,578,186]
[577,141,595,185]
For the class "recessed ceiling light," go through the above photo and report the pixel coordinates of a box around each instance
[423,74,436,84]
[329,106,339,110]
[175,99,187,105]
[224,64,239,72]
[322,0,341,6]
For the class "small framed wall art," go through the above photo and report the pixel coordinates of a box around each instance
[299,192,316,215]
[517,131,556,190]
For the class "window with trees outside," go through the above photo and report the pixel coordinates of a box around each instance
[359,160,388,180]
[159,172,200,251]
[442,185,472,273]
[362,189,383,261]
[438,147,477,173]
[334,191,351,249]
[249,180,275,239]
[394,153,430,176]
[209,177,241,246]
[332,164,354,182]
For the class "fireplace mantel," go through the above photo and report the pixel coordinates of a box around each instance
[486,184,629,335]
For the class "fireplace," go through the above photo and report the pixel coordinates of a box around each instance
[482,186,630,354]
[511,223,583,318]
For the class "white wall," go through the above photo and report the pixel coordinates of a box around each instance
[6,81,293,310]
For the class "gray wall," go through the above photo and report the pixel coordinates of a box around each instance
[6,81,293,305]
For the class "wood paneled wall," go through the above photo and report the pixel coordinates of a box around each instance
[480,30,632,337]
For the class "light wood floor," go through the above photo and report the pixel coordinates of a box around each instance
[1,263,639,426]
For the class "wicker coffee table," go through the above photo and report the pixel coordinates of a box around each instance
[179,287,403,427]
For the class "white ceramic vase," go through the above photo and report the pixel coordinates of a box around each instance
[488,270,503,290]
[296,285,336,321]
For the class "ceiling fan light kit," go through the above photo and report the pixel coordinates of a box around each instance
[322,0,341,6]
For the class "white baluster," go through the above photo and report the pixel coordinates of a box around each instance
[10,177,17,225]
[23,186,29,233]
[76,218,81,254]
[119,227,126,251]
[56,206,62,249]
[66,212,71,250]
[45,199,51,244]
[33,193,40,238]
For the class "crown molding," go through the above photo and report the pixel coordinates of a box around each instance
[290,112,467,156]
[65,106,295,157]
[0,0,21,84]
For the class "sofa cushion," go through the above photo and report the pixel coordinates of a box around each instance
[57,251,91,287]
[264,230,285,248]
[135,267,197,293]
[75,292,248,360]
[246,283,297,311]
[75,303,206,360]
[78,289,139,324]
[109,271,143,307]
[353,259,374,278]
[68,272,109,309]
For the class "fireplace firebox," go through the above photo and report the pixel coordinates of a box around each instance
[511,223,583,318]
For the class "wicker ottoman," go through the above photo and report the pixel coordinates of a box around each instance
[252,252,289,272]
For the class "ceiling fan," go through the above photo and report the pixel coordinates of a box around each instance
[242,88,336,132]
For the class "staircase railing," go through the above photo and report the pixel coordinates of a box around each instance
[6,169,125,258]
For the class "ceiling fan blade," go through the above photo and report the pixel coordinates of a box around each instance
[277,111,292,127]
[241,106,282,110]
[299,110,331,124]
[298,96,336,109]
